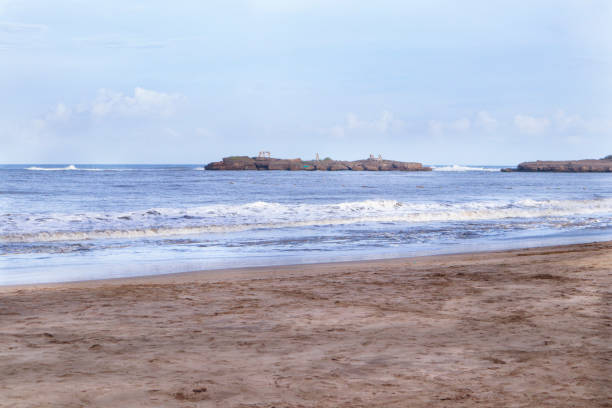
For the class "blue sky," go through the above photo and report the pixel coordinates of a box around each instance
[1,0,611,164]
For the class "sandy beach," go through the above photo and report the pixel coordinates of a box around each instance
[1,241,610,407]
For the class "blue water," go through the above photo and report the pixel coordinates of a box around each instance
[1,164,611,285]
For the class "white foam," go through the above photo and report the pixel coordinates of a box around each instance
[2,198,611,243]
[26,165,79,171]
[25,165,113,171]
[24,165,140,171]
[433,164,500,172]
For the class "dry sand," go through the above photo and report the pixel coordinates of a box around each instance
[1,242,611,407]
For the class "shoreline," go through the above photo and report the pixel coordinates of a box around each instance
[4,234,612,288]
[1,240,610,407]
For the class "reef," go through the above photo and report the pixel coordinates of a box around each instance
[204,156,432,171]
[501,158,612,172]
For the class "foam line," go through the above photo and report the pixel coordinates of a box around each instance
[2,198,610,243]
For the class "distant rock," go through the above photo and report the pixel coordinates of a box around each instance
[362,162,380,171]
[205,156,432,171]
[502,158,612,173]
[328,163,349,171]
[220,156,257,170]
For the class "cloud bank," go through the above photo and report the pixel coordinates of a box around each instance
[514,115,550,135]
[90,88,183,118]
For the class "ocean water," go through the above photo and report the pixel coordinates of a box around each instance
[1,164,611,285]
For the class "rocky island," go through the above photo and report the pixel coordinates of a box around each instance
[502,156,612,172]
[205,155,432,171]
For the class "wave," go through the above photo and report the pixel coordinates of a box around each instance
[2,198,611,243]
[25,165,115,172]
[24,165,189,172]
[433,164,500,172]
[25,164,143,171]
[26,165,80,171]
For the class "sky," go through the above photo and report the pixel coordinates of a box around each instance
[1,0,611,165]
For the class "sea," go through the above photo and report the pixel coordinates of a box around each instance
[1,164,611,285]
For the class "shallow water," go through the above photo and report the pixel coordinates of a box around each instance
[1,164,611,284]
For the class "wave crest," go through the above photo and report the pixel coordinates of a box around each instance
[26,165,79,171]
[1,198,611,243]
[433,164,500,172]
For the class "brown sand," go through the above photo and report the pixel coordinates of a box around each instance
[1,242,611,407]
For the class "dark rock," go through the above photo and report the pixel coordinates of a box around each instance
[205,156,256,170]
[363,162,380,171]
[267,160,290,170]
[394,161,430,171]
[254,157,271,170]
[204,161,225,170]
[204,156,431,171]
[511,159,612,173]
[288,159,304,171]
[329,163,349,171]
[379,162,394,171]
[222,156,256,170]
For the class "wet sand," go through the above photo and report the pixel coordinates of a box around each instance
[1,241,611,407]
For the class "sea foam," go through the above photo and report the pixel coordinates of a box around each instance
[26,165,80,171]
[25,165,134,171]
[432,164,500,172]
[2,198,611,243]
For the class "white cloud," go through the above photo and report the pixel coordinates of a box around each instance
[30,103,72,131]
[428,120,444,136]
[514,114,550,134]
[428,117,471,135]
[378,110,400,133]
[25,88,182,135]
[47,103,72,122]
[451,118,471,132]
[90,87,182,118]
[329,110,403,139]
[552,111,612,134]
[475,111,498,132]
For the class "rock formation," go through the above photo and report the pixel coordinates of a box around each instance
[501,158,612,172]
[204,156,432,171]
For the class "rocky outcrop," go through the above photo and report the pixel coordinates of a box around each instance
[501,158,612,172]
[217,156,257,170]
[205,156,432,171]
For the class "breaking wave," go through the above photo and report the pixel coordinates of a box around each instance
[26,165,81,171]
[25,165,114,172]
[25,165,135,171]
[433,164,500,172]
[2,198,611,243]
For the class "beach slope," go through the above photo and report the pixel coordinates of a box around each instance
[1,242,610,407]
